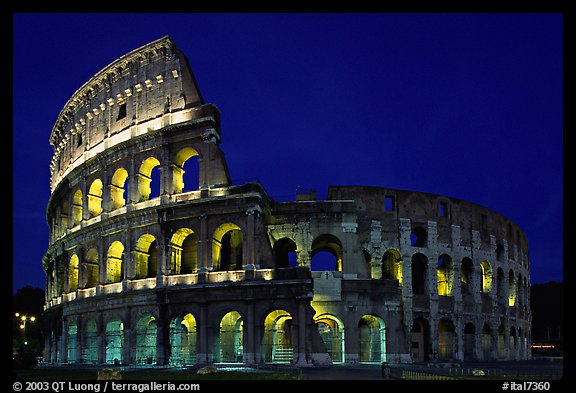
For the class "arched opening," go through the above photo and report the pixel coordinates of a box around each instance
[87,179,103,217]
[68,254,79,292]
[496,267,506,305]
[460,257,474,295]
[497,322,506,359]
[480,260,493,293]
[438,318,455,360]
[173,147,200,193]
[110,167,129,209]
[105,319,124,365]
[263,309,293,364]
[72,189,83,226]
[382,249,402,284]
[358,315,386,363]
[411,318,430,362]
[311,234,342,271]
[273,237,298,268]
[463,323,476,361]
[481,323,492,360]
[508,270,517,307]
[135,234,158,279]
[213,223,243,271]
[83,248,99,288]
[437,254,453,296]
[67,323,78,363]
[411,253,428,295]
[137,157,161,201]
[106,241,124,284]
[83,319,98,364]
[136,314,157,365]
[170,228,198,274]
[60,200,69,234]
[315,314,344,363]
[215,311,243,363]
[410,226,427,247]
[509,326,517,360]
[170,313,197,366]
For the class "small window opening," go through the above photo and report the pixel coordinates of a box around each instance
[384,196,394,211]
[439,201,448,217]
[116,103,127,121]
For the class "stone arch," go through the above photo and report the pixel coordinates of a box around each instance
[411,253,428,295]
[82,319,98,363]
[358,314,386,363]
[480,260,493,293]
[68,254,79,292]
[212,223,243,271]
[463,322,476,361]
[437,254,454,296]
[169,313,197,366]
[106,240,125,284]
[170,228,198,274]
[481,323,492,360]
[110,167,129,209]
[137,156,161,201]
[262,309,294,364]
[411,318,430,362]
[87,178,103,217]
[438,318,455,360]
[67,322,78,363]
[460,257,474,294]
[314,313,345,363]
[273,237,298,268]
[382,248,402,283]
[105,319,124,365]
[214,310,243,363]
[311,234,343,271]
[134,234,158,279]
[72,189,83,225]
[135,313,157,365]
[83,248,99,288]
[173,146,200,193]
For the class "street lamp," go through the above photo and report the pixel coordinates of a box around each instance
[15,313,36,345]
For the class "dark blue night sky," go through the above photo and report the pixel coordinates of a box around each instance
[12,12,563,293]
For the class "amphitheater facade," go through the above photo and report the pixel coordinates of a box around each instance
[42,36,531,366]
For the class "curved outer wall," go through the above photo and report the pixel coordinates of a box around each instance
[42,36,531,366]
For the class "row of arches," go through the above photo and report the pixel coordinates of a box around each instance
[52,148,200,239]
[60,310,386,366]
[411,318,528,362]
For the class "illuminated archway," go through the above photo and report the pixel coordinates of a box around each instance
[106,241,124,284]
[263,309,293,363]
[173,147,200,193]
[60,200,69,234]
[212,223,243,271]
[135,234,158,279]
[136,314,157,365]
[358,315,386,363]
[105,319,124,364]
[72,189,83,226]
[508,270,517,307]
[137,157,161,201]
[315,313,344,363]
[170,313,197,366]
[382,249,402,284]
[311,234,342,271]
[83,248,99,288]
[170,228,198,274]
[215,311,243,363]
[437,254,453,296]
[480,260,492,293]
[110,167,129,209]
[68,254,79,292]
[438,318,455,360]
[87,179,103,217]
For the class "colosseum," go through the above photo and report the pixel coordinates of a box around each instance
[42,36,531,367]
